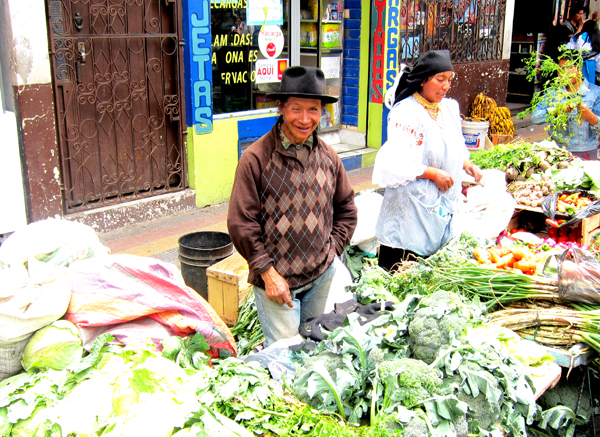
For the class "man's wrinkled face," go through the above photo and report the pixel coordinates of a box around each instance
[278,97,323,144]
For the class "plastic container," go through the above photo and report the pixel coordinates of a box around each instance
[462,120,490,151]
[178,231,234,300]
[321,24,340,48]
[300,22,317,47]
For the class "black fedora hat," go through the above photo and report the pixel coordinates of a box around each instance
[268,66,338,104]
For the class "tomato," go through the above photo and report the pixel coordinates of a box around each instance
[548,227,558,238]
[558,236,569,243]
[559,227,570,238]
[510,228,519,234]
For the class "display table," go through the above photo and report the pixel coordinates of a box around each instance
[531,362,562,400]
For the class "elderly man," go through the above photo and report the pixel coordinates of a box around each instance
[227,66,358,347]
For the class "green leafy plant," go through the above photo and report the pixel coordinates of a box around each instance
[518,50,584,141]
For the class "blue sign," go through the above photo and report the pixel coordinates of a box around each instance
[183,0,213,134]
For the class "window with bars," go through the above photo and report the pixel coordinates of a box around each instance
[398,0,507,65]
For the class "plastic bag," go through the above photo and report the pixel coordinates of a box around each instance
[454,169,516,240]
[350,191,383,246]
[541,189,600,228]
[66,254,236,358]
[557,247,600,304]
[0,218,109,283]
[0,267,71,381]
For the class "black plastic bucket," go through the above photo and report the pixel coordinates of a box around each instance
[178,231,234,300]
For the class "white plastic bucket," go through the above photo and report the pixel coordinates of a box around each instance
[462,120,489,151]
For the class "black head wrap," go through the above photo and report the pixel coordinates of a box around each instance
[393,50,454,105]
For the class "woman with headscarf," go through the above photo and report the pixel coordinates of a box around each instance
[372,50,482,272]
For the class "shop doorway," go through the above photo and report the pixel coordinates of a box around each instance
[507,0,588,103]
[46,0,186,213]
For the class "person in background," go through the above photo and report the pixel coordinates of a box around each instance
[567,19,600,85]
[372,50,482,272]
[545,22,574,62]
[227,66,357,347]
[592,10,599,22]
[562,4,585,38]
[531,52,600,160]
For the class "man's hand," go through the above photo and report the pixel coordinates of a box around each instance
[261,267,293,308]
[465,163,483,183]
[433,169,454,191]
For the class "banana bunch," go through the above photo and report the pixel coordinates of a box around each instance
[469,93,497,121]
[489,106,515,136]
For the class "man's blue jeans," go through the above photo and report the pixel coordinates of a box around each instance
[254,257,345,347]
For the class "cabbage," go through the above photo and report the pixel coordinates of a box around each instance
[10,404,52,437]
[107,356,200,437]
[21,320,83,372]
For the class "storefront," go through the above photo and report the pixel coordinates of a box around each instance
[507,0,598,103]
[184,0,371,208]
[365,0,514,149]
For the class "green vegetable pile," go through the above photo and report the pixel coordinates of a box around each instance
[290,290,582,437]
[549,158,600,193]
[230,290,264,356]
[470,141,573,182]
[348,232,487,303]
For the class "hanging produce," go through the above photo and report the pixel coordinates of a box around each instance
[466,93,515,136]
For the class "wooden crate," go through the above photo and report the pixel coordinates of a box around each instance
[580,213,600,247]
[207,252,252,326]
[512,207,600,247]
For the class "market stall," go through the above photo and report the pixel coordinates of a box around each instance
[3,133,600,436]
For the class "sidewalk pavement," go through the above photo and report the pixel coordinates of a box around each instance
[98,120,551,268]
[98,165,378,269]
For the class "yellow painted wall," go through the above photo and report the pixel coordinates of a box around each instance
[187,120,239,208]
[187,113,279,208]
[367,101,383,150]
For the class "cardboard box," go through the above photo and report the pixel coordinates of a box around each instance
[491,134,515,146]
[207,252,252,326]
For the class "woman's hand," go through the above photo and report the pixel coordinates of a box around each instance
[433,170,454,191]
[578,104,599,125]
[465,163,483,182]
[261,267,293,307]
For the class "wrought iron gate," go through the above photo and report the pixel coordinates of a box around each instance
[47,0,186,212]
[399,0,507,65]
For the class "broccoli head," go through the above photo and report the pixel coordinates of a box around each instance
[447,362,502,432]
[292,351,344,405]
[401,416,429,437]
[378,358,442,409]
[408,291,468,364]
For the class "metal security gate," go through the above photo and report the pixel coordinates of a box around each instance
[399,0,507,64]
[47,0,186,213]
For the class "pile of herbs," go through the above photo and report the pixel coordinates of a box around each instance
[518,50,585,141]
[230,289,264,356]
[470,141,573,181]
[348,232,486,304]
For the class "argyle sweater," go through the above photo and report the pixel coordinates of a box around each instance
[227,120,357,290]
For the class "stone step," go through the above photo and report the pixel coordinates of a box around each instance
[330,142,366,153]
